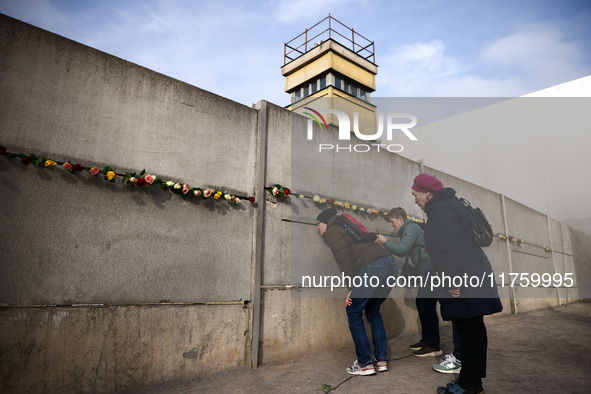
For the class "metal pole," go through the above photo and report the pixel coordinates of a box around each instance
[249,100,269,368]
[501,194,518,314]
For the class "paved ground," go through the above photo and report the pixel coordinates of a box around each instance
[132,301,591,393]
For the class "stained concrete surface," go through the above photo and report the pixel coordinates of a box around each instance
[131,301,591,393]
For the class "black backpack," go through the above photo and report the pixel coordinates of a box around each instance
[335,214,377,243]
[460,198,494,247]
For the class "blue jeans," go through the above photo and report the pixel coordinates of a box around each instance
[346,256,397,364]
[416,285,440,348]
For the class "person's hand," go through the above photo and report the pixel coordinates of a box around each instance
[449,289,460,298]
[345,290,352,307]
[376,234,387,245]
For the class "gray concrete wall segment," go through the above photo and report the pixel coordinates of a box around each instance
[0,305,249,393]
[0,163,253,305]
[0,14,258,193]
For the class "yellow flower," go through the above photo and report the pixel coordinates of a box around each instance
[44,160,57,167]
[344,202,350,209]
[107,171,116,180]
[214,191,222,200]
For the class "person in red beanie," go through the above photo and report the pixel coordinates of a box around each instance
[412,173,502,394]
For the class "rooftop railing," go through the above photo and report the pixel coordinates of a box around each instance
[284,14,375,65]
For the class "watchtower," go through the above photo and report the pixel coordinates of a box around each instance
[282,15,378,134]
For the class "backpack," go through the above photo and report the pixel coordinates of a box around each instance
[336,214,377,243]
[459,198,494,247]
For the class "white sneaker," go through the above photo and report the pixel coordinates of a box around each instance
[375,358,388,372]
[346,360,376,375]
[432,353,462,374]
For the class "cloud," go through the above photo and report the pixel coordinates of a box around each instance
[481,23,589,88]
[378,39,462,96]
[377,21,591,97]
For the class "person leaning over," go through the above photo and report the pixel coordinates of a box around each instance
[411,173,502,394]
[376,207,442,358]
[315,208,398,376]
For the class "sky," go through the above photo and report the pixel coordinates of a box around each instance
[0,0,590,107]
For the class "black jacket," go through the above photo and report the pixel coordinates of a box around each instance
[424,187,502,321]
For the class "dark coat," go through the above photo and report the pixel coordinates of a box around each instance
[424,187,503,321]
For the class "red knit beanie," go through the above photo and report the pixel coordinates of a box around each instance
[412,173,444,193]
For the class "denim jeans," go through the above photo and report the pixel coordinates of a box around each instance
[346,255,397,364]
[416,285,440,348]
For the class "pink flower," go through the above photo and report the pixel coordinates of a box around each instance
[145,174,155,184]
[272,187,279,195]
[194,190,202,197]
[204,189,212,197]
[130,177,138,184]
[182,184,190,194]
[63,163,72,171]
[89,167,100,176]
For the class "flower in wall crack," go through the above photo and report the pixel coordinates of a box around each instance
[299,194,305,199]
[144,174,156,184]
[272,187,279,195]
[130,177,138,184]
[73,164,83,172]
[194,189,202,197]
[351,205,357,211]
[63,162,72,171]
[344,202,350,209]
[137,177,148,187]
[21,157,30,166]
[174,182,182,190]
[313,194,320,203]
[214,191,222,200]
[106,171,116,181]
[89,167,100,176]
[319,197,326,204]
[181,184,190,194]
[248,196,255,204]
[203,189,213,198]
[44,160,57,167]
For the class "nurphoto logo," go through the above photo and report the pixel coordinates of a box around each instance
[304,108,418,153]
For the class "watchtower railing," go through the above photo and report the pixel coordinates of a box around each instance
[284,14,375,65]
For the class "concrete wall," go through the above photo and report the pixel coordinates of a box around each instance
[0,14,580,393]
[1,14,258,393]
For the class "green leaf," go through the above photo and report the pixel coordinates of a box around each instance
[316,384,332,392]
[139,169,146,176]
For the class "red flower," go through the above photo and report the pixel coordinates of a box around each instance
[248,196,255,204]
[21,157,30,166]
[73,164,83,172]
[283,188,291,197]
[329,199,334,203]
[0,145,6,155]
[136,177,148,187]
[89,167,100,176]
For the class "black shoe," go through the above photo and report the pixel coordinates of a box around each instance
[408,340,426,351]
[412,345,443,357]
